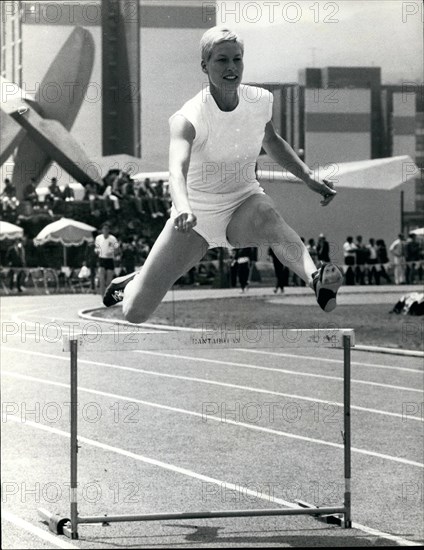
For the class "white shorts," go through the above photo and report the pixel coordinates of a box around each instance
[170,186,265,249]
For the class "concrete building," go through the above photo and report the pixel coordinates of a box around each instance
[303,87,372,167]
[264,67,422,229]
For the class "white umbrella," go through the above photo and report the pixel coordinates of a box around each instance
[0,221,24,241]
[34,217,96,266]
[411,227,424,237]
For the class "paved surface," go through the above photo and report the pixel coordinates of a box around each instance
[1,292,423,548]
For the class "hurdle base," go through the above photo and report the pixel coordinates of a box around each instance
[46,504,348,538]
[296,500,350,528]
[37,508,74,537]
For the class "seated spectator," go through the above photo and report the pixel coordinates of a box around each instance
[45,177,63,207]
[155,179,171,216]
[102,169,124,211]
[1,178,19,212]
[62,183,75,201]
[122,177,144,215]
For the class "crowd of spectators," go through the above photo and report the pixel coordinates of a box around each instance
[343,234,424,285]
[1,174,423,293]
[83,171,171,223]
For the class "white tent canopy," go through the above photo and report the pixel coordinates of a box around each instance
[0,221,24,240]
[34,218,96,266]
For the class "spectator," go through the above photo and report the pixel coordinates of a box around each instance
[45,177,62,206]
[122,178,144,215]
[389,234,406,285]
[6,238,26,292]
[84,241,98,292]
[376,239,391,284]
[268,246,289,294]
[95,223,119,297]
[317,233,330,263]
[229,250,238,287]
[405,233,421,284]
[306,238,319,267]
[366,238,379,285]
[343,236,357,285]
[102,169,123,211]
[62,183,75,201]
[1,179,19,212]
[234,247,253,293]
[23,178,38,205]
[121,239,137,275]
[84,182,100,215]
[354,235,369,285]
[155,179,171,216]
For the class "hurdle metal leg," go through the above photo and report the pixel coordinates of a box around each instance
[343,334,352,528]
[69,339,79,539]
[39,330,354,538]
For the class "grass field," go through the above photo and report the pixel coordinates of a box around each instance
[95,296,423,351]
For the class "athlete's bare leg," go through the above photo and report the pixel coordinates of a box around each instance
[226,193,343,312]
[227,194,317,285]
[122,219,208,324]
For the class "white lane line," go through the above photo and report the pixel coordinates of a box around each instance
[6,416,421,547]
[236,349,423,374]
[133,350,423,394]
[2,510,78,549]
[3,370,423,468]
[3,347,422,422]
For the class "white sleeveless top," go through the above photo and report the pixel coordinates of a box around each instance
[169,84,273,201]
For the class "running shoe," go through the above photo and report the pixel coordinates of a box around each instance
[103,272,137,307]
[312,263,343,312]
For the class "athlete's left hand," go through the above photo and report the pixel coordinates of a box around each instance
[305,174,336,206]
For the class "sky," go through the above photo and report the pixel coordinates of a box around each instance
[215,0,423,83]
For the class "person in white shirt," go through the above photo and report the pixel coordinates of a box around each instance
[95,223,119,297]
[103,26,343,319]
[389,234,406,285]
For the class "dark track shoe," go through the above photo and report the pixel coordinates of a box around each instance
[103,272,137,307]
[312,263,343,313]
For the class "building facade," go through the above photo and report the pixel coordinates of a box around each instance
[264,67,423,227]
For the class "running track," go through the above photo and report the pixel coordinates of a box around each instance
[1,294,423,548]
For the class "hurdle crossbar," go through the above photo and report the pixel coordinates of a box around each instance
[39,328,354,539]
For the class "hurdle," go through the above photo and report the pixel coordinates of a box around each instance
[38,327,354,539]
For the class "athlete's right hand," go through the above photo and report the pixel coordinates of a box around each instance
[173,211,197,233]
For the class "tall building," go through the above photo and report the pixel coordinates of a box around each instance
[262,67,422,228]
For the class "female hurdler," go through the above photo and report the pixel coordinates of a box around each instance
[104,27,343,321]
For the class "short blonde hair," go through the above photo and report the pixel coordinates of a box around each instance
[200,26,244,61]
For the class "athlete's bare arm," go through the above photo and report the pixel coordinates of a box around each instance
[168,115,197,232]
[262,120,336,206]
